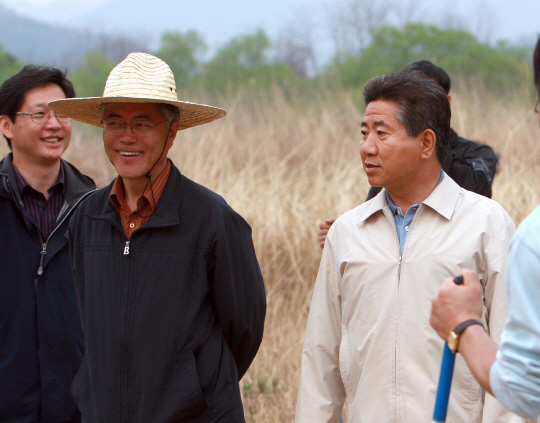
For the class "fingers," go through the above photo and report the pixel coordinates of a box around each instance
[429,299,451,340]
[430,276,458,339]
[319,218,336,230]
[430,269,484,339]
[461,268,481,287]
[318,218,336,249]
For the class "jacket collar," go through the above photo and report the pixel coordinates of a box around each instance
[86,160,183,230]
[358,172,461,223]
[0,152,96,205]
[0,153,23,206]
[62,158,96,206]
[448,128,459,148]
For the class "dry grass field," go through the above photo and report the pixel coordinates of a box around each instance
[2,85,539,422]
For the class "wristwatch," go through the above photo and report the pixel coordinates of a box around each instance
[447,319,484,353]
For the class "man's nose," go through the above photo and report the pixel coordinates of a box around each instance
[360,134,377,156]
[44,112,62,129]
[119,124,137,142]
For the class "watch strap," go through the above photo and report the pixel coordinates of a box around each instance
[453,319,484,335]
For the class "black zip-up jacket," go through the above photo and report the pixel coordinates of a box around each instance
[367,128,499,200]
[68,162,266,423]
[0,153,96,423]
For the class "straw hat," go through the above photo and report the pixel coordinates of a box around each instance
[49,52,226,130]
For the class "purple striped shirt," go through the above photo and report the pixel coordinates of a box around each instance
[12,163,66,240]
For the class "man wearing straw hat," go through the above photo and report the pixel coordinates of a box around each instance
[49,53,266,423]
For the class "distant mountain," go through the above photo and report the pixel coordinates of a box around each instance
[1,0,109,27]
[0,2,148,70]
[1,0,537,72]
[2,0,310,52]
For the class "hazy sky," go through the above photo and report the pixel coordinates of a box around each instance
[2,0,539,52]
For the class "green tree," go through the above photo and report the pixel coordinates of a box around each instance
[328,23,530,93]
[69,50,115,97]
[154,30,207,88]
[200,29,299,93]
[0,44,21,85]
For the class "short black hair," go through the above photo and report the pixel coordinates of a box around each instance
[534,36,540,94]
[402,60,451,95]
[363,70,451,165]
[0,66,75,149]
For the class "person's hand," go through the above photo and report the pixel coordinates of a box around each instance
[430,268,484,341]
[318,218,335,249]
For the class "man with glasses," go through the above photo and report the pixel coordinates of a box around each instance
[0,66,96,422]
[48,53,266,422]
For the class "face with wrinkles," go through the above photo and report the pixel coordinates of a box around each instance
[102,103,178,187]
[360,100,424,194]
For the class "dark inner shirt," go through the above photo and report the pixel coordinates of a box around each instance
[12,163,65,240]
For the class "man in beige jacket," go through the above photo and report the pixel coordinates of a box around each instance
[295,70,521,422]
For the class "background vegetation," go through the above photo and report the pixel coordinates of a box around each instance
[0,9,538,423]
[0,19,534,99]
[1,82,539,423]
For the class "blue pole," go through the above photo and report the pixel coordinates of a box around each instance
[432,275,463,422]
[432,344,456,422]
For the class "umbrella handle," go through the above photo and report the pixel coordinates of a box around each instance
[432,275,463,422]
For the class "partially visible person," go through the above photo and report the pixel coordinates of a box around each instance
[49,53,266,422]
[0,66,96,422]
[318,60,499,248]
[430,36,540,421]
[296,69,521,422]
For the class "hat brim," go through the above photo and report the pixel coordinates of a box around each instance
[48,96,226,130]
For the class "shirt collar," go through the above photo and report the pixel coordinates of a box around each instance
[358,171,461,223]
[12,161,65,196]
[109,159,171,215]
[385,170,444,217]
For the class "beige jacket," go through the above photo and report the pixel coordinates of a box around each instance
[296,175,522,423]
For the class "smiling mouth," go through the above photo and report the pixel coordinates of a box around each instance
[43,138,61,143]
[120,151,142,156]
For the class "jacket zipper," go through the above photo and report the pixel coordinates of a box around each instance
[392,205,420,422]
[2,173,47,279]
[393,210,404,422]
[35,189,96,276]
[121,235,134,421]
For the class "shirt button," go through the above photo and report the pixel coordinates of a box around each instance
[397,210,402,216]
[405,225,409,232]
[129,223,135,228]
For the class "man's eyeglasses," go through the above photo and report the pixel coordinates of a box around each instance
[102,119,168,136]
[16,111,71,123]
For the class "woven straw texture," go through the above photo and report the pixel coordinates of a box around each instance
[49,53,226,130]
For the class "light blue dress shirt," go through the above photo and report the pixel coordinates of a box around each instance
[490,205,540,419]
[385,192,419,255]
[386,172,444,254]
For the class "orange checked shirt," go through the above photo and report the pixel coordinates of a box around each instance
[109,160,171,238]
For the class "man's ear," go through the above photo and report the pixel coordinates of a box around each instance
[0,115,14,140]
[419,129,437,160]
[166,120,180,148]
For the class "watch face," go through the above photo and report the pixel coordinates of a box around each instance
[447,331,459,353]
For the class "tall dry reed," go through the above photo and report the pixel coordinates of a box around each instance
[1,85,538,422]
